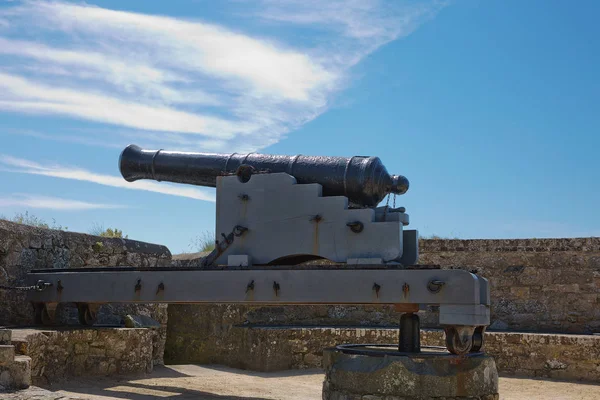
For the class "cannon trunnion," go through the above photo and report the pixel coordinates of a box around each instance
[24,144,491,356]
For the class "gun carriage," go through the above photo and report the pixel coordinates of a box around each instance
[25,145,490,355]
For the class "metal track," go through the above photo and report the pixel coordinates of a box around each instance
[28,264,441,273]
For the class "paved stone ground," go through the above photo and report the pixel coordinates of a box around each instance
[1,365,600,400]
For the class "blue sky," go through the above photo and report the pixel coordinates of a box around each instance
[1,0,599,254]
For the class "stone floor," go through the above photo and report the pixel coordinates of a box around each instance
[1,365,599,400]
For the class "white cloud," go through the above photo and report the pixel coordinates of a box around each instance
[0,194,125,210]
[252,0,444,66]
[256,0,436,40]
[0,73,255,138]
[19,1,335,101]
[0,37,219,106]
[0,0,441,152]
[0,155,215,202]
[0,1,441,201]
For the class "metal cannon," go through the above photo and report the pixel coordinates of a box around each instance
[119,144,409,208]
[24,144,490,356]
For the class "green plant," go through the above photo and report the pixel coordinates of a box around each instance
[89,223,128,239]
[0,211,68,230]
[188,230,216,253]
[92,241,104,252]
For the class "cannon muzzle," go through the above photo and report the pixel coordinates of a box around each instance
[119,144,409,207]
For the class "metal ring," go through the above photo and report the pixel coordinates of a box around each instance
[334,343,483,358]
[224,153,238,174]
[343,156,356,198]
[427,280,445,293]
[287,154,301,175]
[151,149,163,181]
[240,153,254,165]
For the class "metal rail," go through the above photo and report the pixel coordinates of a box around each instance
[25,267,487,306]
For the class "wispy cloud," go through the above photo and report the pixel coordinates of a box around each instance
[0,194,125,210]
[0,72,254,138]
[0,155,215,202]
[254,0,443,60]
[0,0,442,151]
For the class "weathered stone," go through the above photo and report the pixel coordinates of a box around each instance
[73,343,88,355]
[29,236,42,249]
[489,320,508,330]
[323,348,498,399]
[167,237,600,339]
[124,314,161,328]
[510,286,530,298]
[0,219,172,366]
[0,345,15,366]
[0,329,11,345]
[11,327,155,384]
[303,352,321,368]
[166,323,600,383]
[0,355,31,390]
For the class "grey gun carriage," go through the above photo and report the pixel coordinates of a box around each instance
[25,145,490,355]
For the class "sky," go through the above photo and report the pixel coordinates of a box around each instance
[1,0,599,254]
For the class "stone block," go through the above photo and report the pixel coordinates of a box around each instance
[543,283,580,293]
[303,353,321,368]
[0,345,15,366]
[124,315,161,328]
[11,327,155,383]
[322,348,498,399]
[0,329,11,345]
[0,355,31,390]
[74,342,89,355]
[0,219,171,328]
[510,286,530,298]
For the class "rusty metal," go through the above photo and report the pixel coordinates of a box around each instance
[200,225,248,267]
[119,144,409,207]
[471,326,486,352]
[373,283,381,298]
[444,325,477,355]
[402,282,410,298]
[399,312,420,353]
[334,344,483,358]
[347,221,364,233]
[394,303,420,313]
[0,280,51,292]
[427,280,445,293]
[156,282,165,294]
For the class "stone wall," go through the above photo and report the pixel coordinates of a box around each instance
[166,313,600,383]
[0,219,171,328]
[11,328,155,384]
[0,220,172,368]
[419,238,600,333]
[165,237,600,374]
[167,238,600,337]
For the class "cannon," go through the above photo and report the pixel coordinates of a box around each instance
[24,144,490,356]
[119,145,416,266]
[119,144,409,208]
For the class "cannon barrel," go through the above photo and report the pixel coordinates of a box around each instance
[119,144,409,207]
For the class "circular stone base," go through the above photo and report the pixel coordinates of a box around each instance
[322,345,499,400]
